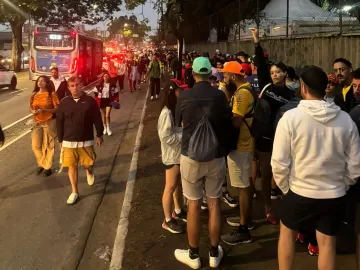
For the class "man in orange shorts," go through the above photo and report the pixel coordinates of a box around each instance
[57,77,104,204]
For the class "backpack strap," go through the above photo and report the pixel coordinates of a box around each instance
[259,83,272,98]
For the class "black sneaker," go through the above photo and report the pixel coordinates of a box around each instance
[36,167,44,175]
[172,210,187,222]
[221,227,252,245]
[222,189,238,208]
[271,188,282,200]
[43,169,52,177]
[162,218,185,234]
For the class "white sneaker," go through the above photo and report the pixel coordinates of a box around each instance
[150,96,154,100]
[174,249,201,269]
[87,174,95,186]
[107,125,112,136]
[156,94,159,99]
[209,245,223,268]
[103,126,107,135]
[67,193,79,205]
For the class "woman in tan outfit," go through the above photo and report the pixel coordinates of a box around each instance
[30,76,59,177]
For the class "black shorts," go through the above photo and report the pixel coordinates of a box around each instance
[355,203,360,233]
[164,164,179,170]
[100,98,111,108]
[281,190,345,236]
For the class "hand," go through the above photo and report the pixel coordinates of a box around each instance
[59,142,62,149]
[96,136,103,147]
[30,109,39,115]
[249,28,259,43]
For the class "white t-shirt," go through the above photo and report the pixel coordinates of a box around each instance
[51,76,65,92]
[93,83,110,98]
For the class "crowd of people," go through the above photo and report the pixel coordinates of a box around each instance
[157,28,360,269]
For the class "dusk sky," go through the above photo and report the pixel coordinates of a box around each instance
[0,2,159,33]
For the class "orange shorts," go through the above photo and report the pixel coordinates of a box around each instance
[61,147,96,167]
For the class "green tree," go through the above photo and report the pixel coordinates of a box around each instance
[0,0,122,71]
[107,15,151,47]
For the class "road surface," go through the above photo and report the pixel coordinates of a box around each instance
[0,74,149,269]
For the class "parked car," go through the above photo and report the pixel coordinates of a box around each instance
[0,64,17,90]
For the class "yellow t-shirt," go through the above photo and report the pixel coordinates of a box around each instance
[343,85,351,101]
[232,83,255,152]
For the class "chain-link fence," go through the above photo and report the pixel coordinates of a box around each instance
[195,0,360,42]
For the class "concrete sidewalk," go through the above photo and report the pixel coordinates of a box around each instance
[121,92,357,270]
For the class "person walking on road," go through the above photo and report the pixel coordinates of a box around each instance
[30,76,59,177]
[0,125,4,147]
[272,66,360,270]
[158,79,188,234]
[116,58,126,93]
[148,54,163,100]
[57,77,104,205]
[127,56,139,92]
[92,73,119,136]
[50,67,70,101]
[174,57,233,269]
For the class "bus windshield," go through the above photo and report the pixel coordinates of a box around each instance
[34,33,75,51]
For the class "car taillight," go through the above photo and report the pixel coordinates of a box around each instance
[30,56,35,72]
[71,58,77,73]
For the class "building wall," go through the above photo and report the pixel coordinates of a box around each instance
[186,34,360,73]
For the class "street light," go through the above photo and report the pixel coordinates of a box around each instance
[124,23,128,27]
[343,5,353,12]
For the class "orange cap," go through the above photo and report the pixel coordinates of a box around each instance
[221,61,245,76]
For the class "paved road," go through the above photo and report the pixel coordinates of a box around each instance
[0,80,148,269]
[0,71,34,127]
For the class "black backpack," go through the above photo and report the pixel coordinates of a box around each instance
[188,99,219,162]
[228,85,257,151]
[249,83,272,139]
[184,67,195,88]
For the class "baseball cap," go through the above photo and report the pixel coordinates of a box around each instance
[170,78,188,89]
[241,63,251,75]
[327,74,339,85]
[192,57,212,75]
[300,66,328,93]
[221,61,245,76]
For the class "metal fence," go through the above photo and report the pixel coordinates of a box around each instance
[195,0,360,43]
[186,34,360,73]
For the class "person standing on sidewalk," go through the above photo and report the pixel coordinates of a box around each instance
[30,76,59,177]
[92,73,119,136]
[174,57,232,269]
[272,66,360,270]
[50,67,70,101]
[148,54,163,100]
[158,79,188,234]
[57,77,104,205]
[220,61,256,245]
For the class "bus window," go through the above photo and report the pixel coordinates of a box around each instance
[34,33,75,51]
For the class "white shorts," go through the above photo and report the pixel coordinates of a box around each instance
[227,151,253,188]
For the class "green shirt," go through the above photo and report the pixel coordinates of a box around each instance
[148,61,162,78]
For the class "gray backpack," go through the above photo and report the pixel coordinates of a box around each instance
[188,102,219,162]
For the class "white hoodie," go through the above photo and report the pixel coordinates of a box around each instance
[272,100,360,199]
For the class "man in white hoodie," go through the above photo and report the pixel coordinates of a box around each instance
[272,65,360,270]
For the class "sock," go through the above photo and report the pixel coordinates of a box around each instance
[165,217,171,222]
[174,208,181,214]
[209,245,219,257]
[189,246,199,259]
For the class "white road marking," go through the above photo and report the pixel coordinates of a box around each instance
[109,86,150,270]
[3,114,32,131]
[0,129,31,153]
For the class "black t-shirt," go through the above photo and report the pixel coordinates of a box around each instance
[256,84,295,152]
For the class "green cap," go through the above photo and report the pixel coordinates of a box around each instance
[192,57,212,75]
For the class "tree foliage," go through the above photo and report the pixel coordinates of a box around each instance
[0,0,123,71]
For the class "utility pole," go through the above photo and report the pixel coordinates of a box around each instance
[286,0,289,37]
[339,0,343,35]
[160,0,165,41]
